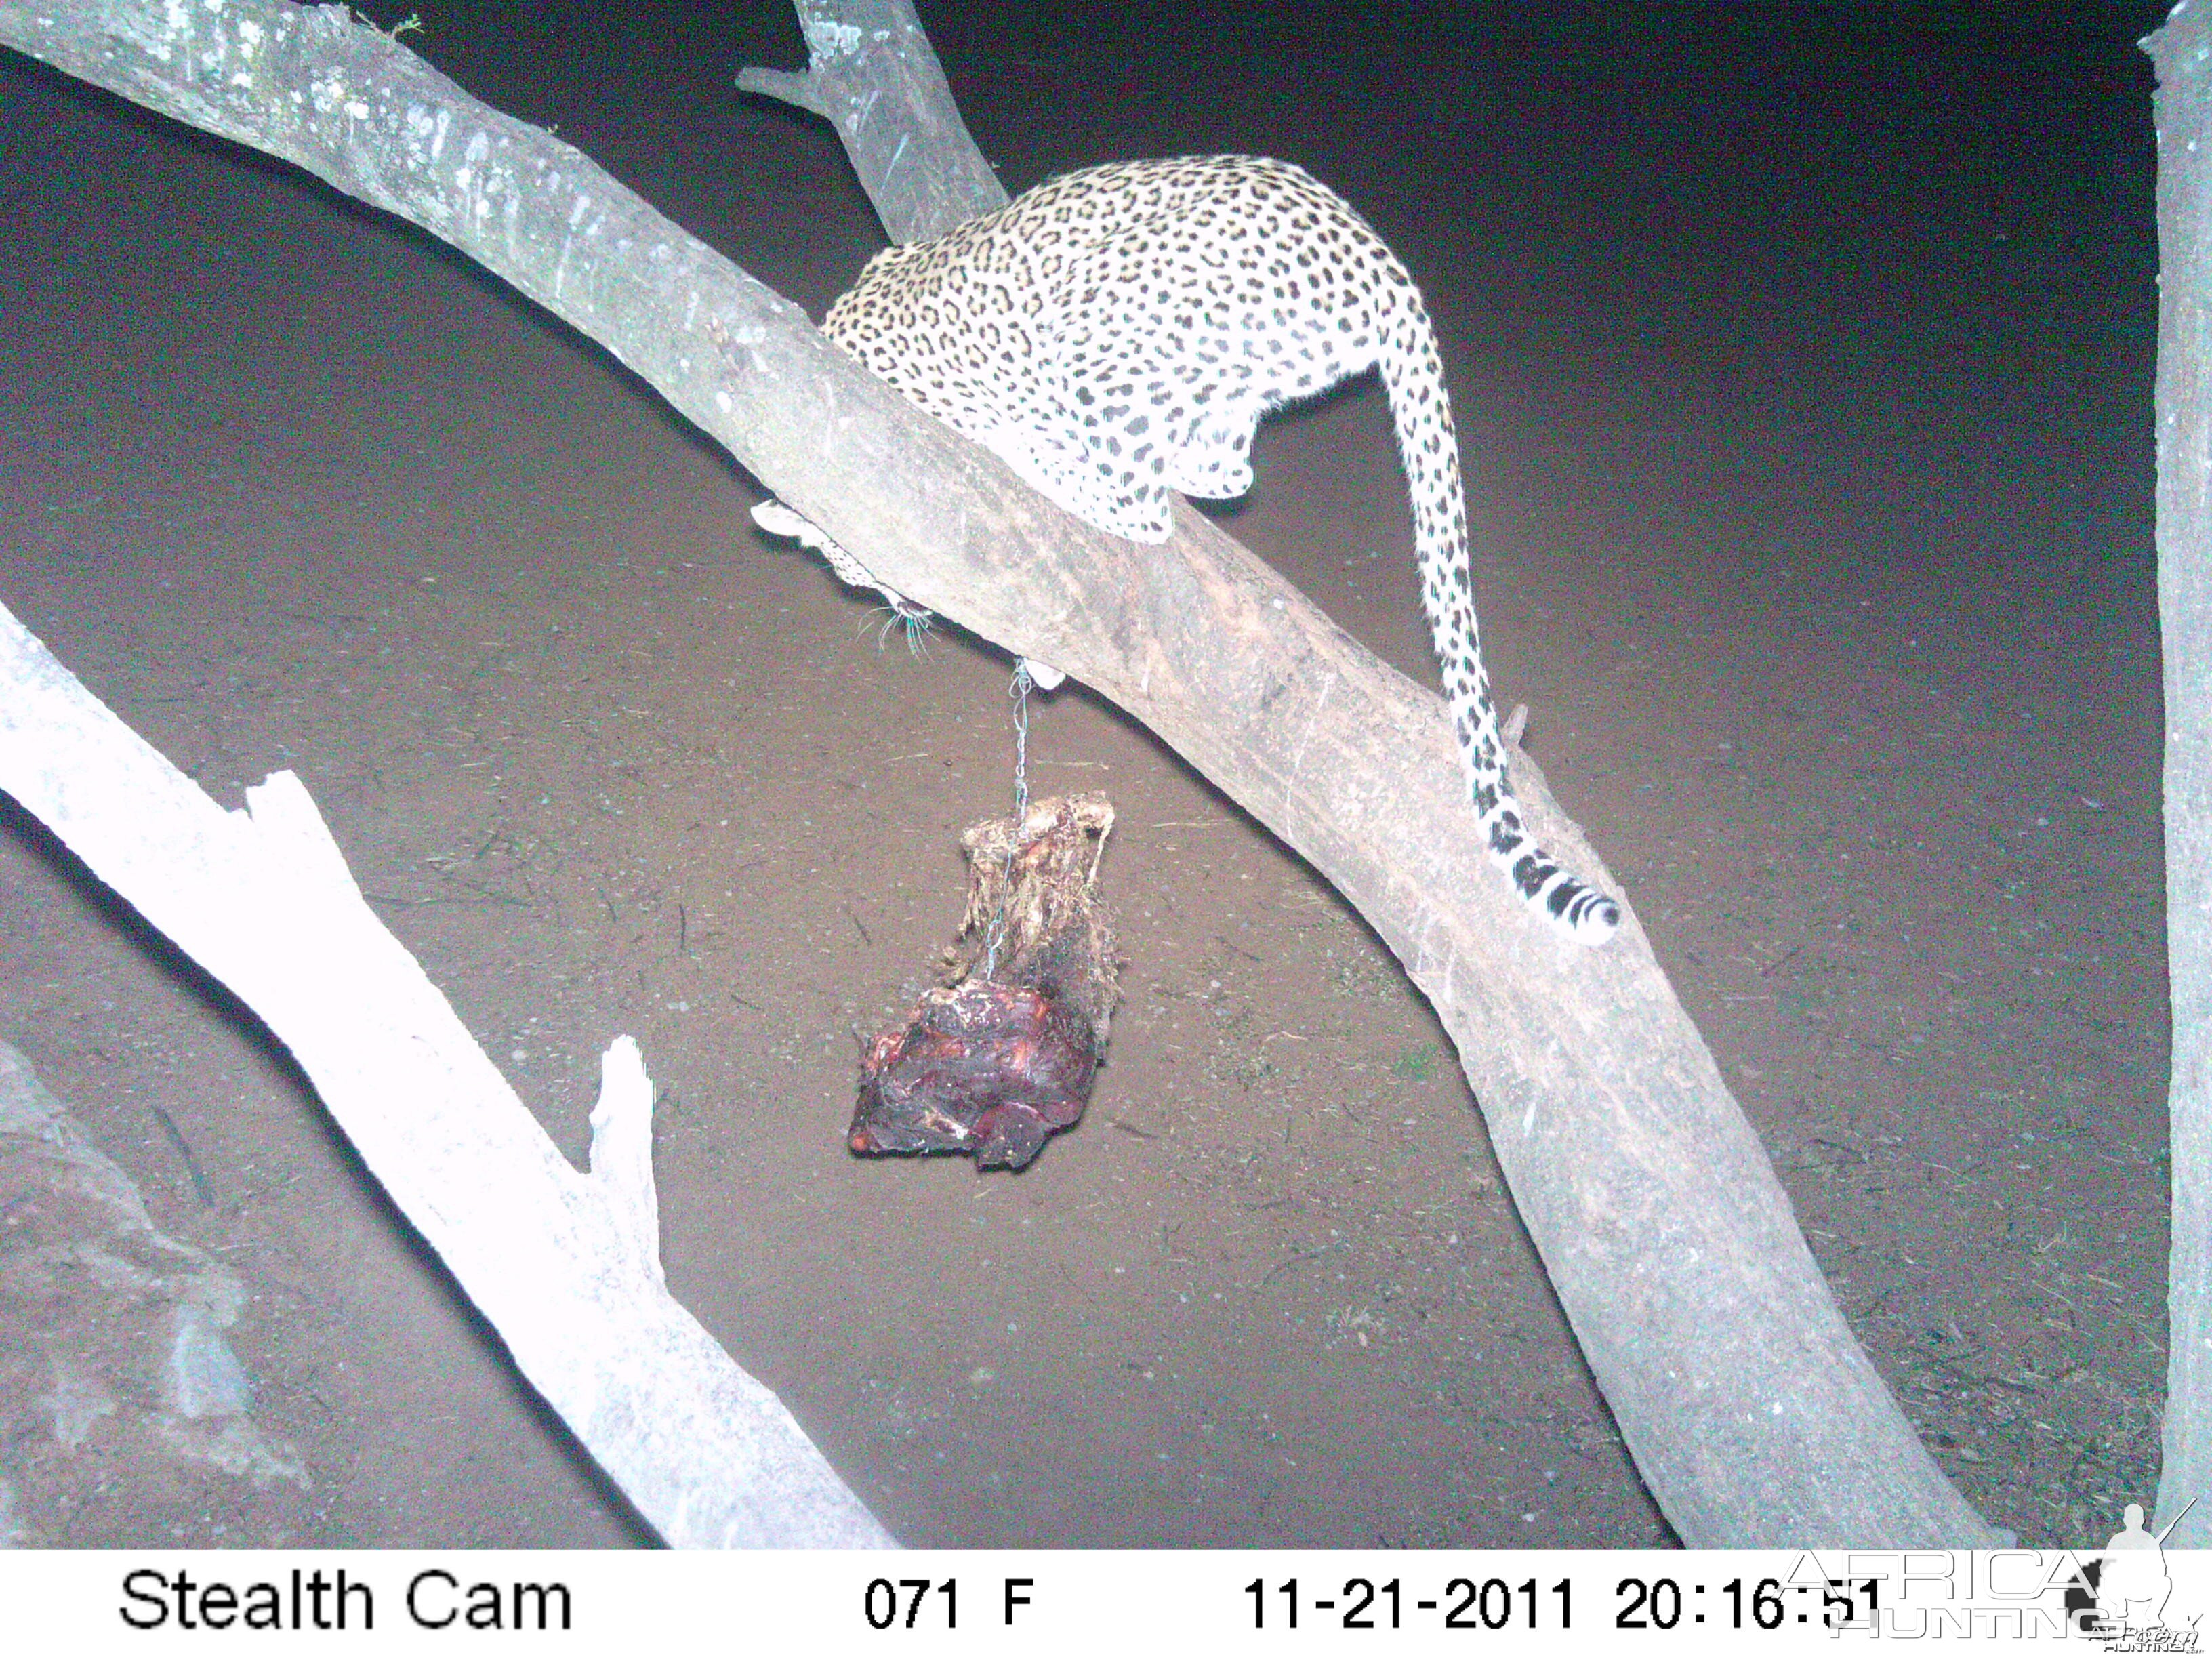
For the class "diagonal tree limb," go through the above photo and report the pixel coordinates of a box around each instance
[0,0,1999,1542]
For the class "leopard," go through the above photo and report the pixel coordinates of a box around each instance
[756,155,1619,945]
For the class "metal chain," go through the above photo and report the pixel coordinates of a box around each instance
[1010,660,1033,825]
[980,660,1034,980]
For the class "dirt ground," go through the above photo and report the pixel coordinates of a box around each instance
[0,3,2171,1549]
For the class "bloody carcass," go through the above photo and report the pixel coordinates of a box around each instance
[848,794,1119,1170]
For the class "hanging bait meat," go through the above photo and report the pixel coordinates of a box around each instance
[848,793,1119,1170]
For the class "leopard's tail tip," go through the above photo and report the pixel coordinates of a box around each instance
[1555,887,1621,947]
[1504,842,1620,947]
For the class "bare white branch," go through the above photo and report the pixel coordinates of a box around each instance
[0,597,893,1549]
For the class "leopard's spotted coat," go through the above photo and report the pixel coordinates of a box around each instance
[774,155,1617,944]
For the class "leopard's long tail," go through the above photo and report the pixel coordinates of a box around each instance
[1376,281,1621,947]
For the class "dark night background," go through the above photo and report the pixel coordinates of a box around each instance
[0,0,2179,1546]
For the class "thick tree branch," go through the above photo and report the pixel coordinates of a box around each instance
[738,0,1006,241]
[0,0,2000,1542]
[2147,0,2209,1549]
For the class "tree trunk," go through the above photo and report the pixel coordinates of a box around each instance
[0,0,2001,1543]
[2147,0,2211,1548]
